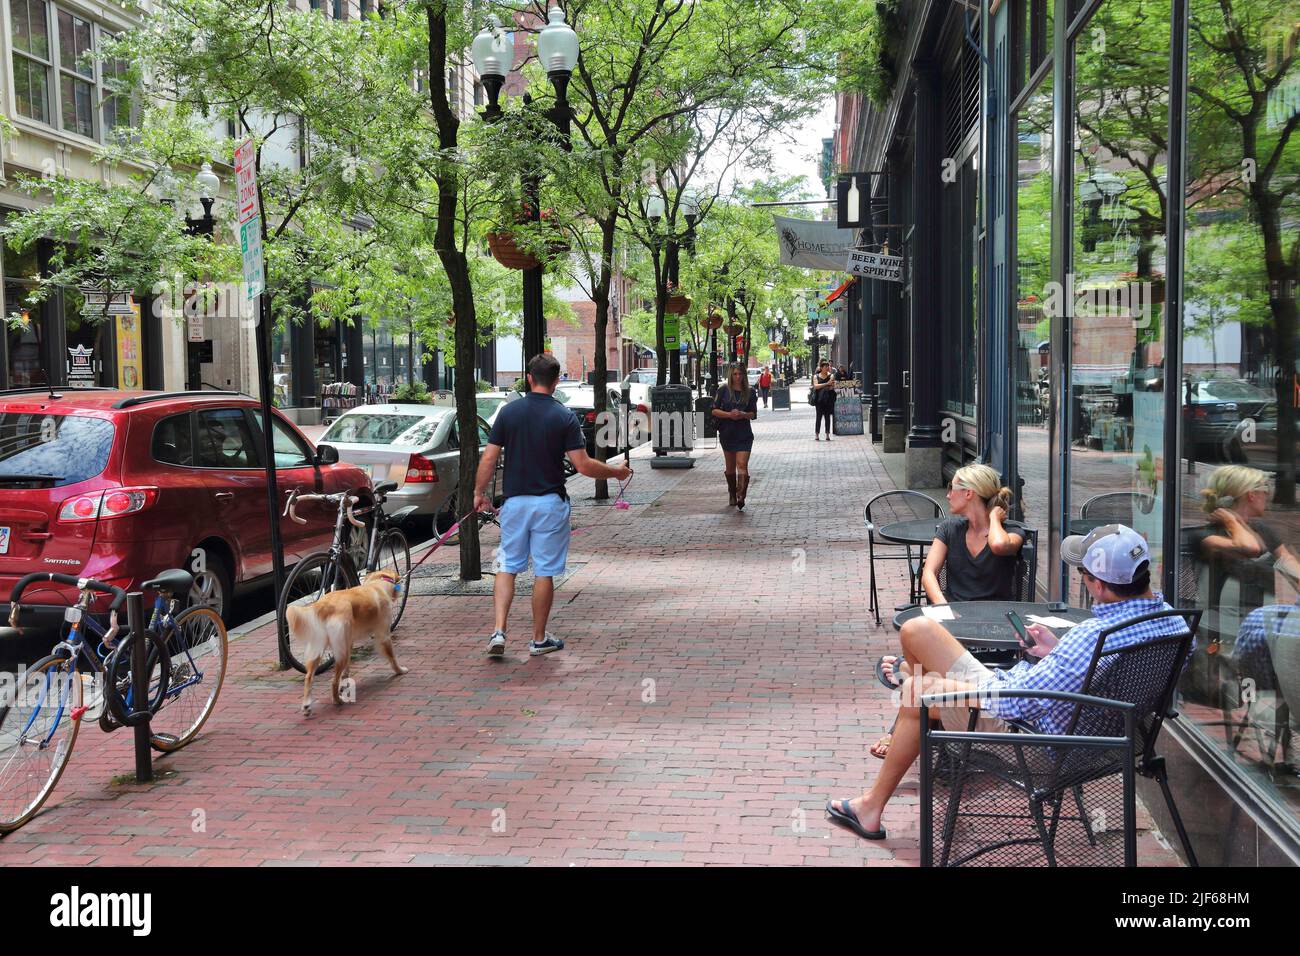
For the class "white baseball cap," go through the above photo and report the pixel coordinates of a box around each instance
[1060,523,1150,585]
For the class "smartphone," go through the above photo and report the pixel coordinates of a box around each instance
[1006,609,1035,647]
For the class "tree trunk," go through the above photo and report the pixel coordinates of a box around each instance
[427,2,480,579]
[592,212,619,501]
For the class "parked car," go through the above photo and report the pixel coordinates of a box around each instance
[1183,378,1276,461]
[474,390,520,429]
[317,403,503,532]
[0,387,371,627]
[554,382,597,454]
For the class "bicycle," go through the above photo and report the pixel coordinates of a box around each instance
[276,480,415,674]
[0,570,228,834]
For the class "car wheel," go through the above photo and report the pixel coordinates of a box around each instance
[187,549,232,622]
[435,494,459,535]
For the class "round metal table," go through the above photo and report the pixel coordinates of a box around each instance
[877,518,945,545]
[893,601,1093,650]
[1068,518,1112,537]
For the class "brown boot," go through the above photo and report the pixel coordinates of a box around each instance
[725,472,737,506]
[736,474,749,511]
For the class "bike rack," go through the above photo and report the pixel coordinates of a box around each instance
[126,592,152,783]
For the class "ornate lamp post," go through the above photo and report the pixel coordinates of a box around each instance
[473,9,578,364]
[183,162,220,390]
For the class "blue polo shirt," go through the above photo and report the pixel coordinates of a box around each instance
[488,391,585,500]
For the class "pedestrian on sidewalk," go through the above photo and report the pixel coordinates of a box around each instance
[474,353,631,659]
[812,360,837,440]
[712,362,758,511]
[758,366,773,408]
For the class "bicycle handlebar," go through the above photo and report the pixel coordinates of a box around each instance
[283,489,365,528]
[9,573,128,611]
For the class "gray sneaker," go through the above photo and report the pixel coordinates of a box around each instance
[528,633,565,656]
[486,629,506,658]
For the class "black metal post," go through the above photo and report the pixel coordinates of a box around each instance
[126,591,152,782]
[522,170,545,364]
[256,291,289,670]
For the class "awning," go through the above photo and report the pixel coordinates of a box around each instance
[824,277,858,305]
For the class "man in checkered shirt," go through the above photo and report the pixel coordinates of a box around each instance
[828,524,1190,842]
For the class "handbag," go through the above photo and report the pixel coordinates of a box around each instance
[808,385,817,405]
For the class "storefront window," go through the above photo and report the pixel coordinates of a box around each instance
[1013,71,1053,594]
[1177,0,1300,814]
[63,288,114,387]
[1068,0,1169,594]
[271,323,291,406]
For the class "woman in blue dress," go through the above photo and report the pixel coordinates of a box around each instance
[712,363,759,511]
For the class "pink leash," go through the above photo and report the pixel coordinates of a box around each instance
[571,474,633,535]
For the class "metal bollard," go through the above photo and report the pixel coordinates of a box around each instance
[126,591,153,783]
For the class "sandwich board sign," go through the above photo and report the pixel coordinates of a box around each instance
[234,138,265,299]
[846,249,903,282]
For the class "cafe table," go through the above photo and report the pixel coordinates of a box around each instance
[877,518,945,546]
[892,601,1093,665]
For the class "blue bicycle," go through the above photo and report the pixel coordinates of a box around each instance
[0,570,227,834]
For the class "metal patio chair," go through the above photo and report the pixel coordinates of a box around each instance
[919,608,1202,867]
[863,490,945,626]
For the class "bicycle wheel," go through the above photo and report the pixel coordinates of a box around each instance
[149,606,228,753]
[375,528,411,631]
[278,552,358,674]
[103,629,171,729]
[0,655,81,834]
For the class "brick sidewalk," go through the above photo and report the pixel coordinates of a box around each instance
[0,393,1181,866]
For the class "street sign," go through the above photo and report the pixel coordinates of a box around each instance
[234,139,265,298]
[663,312,680,351]
[188,315,205,342]
[846,249,903,282]
[78,284,134,317]
[836,173,871,229]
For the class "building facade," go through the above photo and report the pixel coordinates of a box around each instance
[836,0,1300,864]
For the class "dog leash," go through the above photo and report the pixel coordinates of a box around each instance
[570,475,633,535]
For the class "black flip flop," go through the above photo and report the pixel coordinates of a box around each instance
[826,800,886,841]
[875,655,905,691]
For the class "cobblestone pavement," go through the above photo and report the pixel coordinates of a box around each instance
[0,390,1181,866]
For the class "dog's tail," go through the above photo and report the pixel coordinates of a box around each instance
[287,604,329,667]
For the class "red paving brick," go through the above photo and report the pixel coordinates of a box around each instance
[0,394,1182,866]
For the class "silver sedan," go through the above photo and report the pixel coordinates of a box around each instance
[317,403,502,532]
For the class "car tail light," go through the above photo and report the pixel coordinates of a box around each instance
[58,487,159,523]
[405,453,438,483]
[584,410,596,424]
[1191,406,1207,419]
[636,403,649,414]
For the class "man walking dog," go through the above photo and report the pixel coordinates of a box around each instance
[474,353,632,658]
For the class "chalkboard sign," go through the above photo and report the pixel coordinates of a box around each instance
[834,389,864,435]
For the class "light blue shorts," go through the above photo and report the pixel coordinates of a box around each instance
[497,493,572,577]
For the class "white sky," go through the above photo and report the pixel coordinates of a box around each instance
[725,96,837,198]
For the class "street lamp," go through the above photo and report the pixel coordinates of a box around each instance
[473,8,578,365]
[184,162,220,390]
[185,162,220,238]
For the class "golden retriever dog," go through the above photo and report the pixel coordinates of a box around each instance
[287,569,407,714]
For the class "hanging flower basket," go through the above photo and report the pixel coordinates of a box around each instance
[488,206,570,270]
[487,231,542,270]
[703,313,724,331]
[722,321,744,337]
[665,293,692,315]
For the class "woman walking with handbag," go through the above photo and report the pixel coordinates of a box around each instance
[712,363,759,511]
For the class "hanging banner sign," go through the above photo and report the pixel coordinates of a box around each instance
[845,249,903,282]
[234,138,265,299]
[772,215,856,272]
[663,313,680,351]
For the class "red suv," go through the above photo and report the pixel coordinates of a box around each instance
[0,388,371,626]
